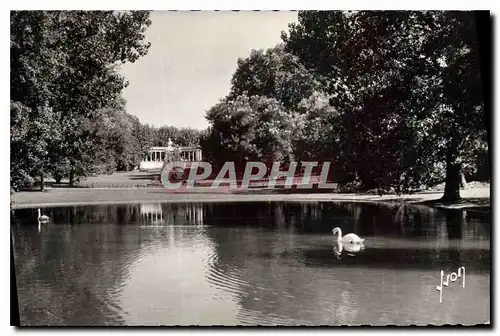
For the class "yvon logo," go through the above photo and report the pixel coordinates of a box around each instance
[436,267,466,303]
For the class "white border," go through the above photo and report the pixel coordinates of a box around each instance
[2,1,498,335]
[4,1,499,10]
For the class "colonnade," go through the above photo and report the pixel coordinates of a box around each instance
[181,148,202,162]
[143,148,202,162]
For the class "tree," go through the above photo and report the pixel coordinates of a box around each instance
[49,11,151,185]
[90,97,142,173]
[229,45,321,111]
[282,11,429,191]
[177,128,202,147]
[421,12,486,200]
[205,95,296,165]
[10,10,152,189]
[154,126,180,146]
[292,91,341,162]
[11,12,65,190]
[134,122,155,156]
[10,102,60,190]
[282,11,487,198]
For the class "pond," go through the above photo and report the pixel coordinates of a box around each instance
[11,201,490,326]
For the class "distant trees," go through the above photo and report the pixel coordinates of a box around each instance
[153,126,202,147]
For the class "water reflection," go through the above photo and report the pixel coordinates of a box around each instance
[333,242,366,259]
[139,203,204,226]
[12,201,490,326]
[13,203,206,227]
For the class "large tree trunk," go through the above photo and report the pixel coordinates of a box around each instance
[54,173,62,185]
[40,173,44,192]
[69,169,75,187]
[460,172,467,188]
[442,142,461,202]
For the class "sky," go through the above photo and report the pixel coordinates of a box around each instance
[120,11,298,130]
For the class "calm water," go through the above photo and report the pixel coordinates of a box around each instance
[12,201,490,326]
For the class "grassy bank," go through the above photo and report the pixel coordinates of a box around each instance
[10,185,490,210]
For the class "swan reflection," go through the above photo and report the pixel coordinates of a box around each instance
[333,241,365,259]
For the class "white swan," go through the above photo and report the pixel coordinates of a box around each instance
[332,227,364,244]
[37,208,49,224]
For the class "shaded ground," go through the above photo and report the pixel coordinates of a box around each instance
[75,171,327,189]
[37,171,163,188]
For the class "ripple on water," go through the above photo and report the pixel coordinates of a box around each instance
[237,309,312,326]
[13,203,491,326]
[205,263,251,299]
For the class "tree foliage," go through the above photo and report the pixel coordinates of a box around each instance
[11,10,152,189]
[205,95,296,165]
[152,126,202,148]
[203,11,487,200]
[11,10,488,200]
[280,11,487,198]
[229,45,321,110]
